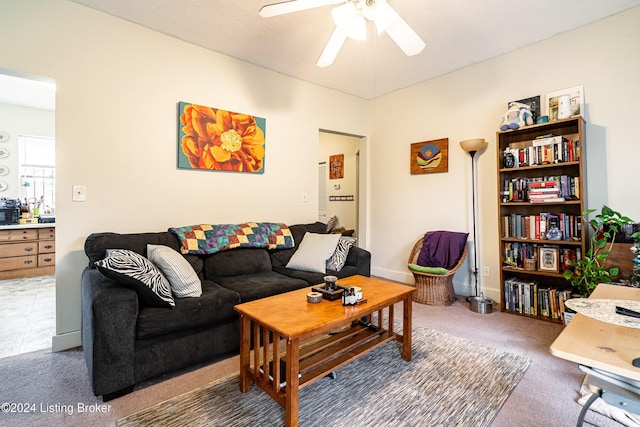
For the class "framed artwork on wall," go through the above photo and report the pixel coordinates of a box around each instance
[177,102,266,173]
[329,154,344,179]
[410,138,448,174]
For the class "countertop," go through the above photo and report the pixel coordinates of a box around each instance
[0,223,55,230]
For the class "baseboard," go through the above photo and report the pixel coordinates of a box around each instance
[52,330,81,352]
[371,266,501,301]
[371,267,413,284]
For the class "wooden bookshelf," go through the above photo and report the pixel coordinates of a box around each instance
[496,117,586,323]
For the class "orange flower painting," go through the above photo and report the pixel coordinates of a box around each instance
[178,102,266,173]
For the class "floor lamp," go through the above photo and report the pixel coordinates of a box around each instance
[460,138,486,297]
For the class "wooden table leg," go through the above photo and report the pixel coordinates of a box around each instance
[285,337,300,427]
[239,314,251,392]
[402,295,412,361]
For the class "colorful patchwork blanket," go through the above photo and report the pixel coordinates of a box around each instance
[169,222,294,255]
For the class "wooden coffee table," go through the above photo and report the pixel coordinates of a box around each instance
[235,275,415,427]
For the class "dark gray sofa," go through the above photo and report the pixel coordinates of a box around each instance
[81,222,370,400]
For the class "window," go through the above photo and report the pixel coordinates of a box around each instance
[18,135,55,214]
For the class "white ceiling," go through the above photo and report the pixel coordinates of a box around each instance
[67,0,640,99]
[3,1,640,105]
[0,70,55,111]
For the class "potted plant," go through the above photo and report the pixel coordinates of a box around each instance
[563,205,636,296]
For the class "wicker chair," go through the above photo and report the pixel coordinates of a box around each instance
[407,238,468,305]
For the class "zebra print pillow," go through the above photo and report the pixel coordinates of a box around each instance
[326,237,356,272]
[95,249,175,308]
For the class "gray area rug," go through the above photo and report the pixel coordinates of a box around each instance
[118,327,530,427]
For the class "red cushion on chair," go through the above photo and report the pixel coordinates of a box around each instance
[416,231,468,269]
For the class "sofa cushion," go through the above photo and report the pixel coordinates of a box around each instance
[273,265,358,286]
[211,271,308,302]
[95,249,175,308]
[136,280,240,340]
[204,248,272,277]
[408,264,449,274]
[147,244,202,298]
[285,232,341,274]
[84,231,181,266]
[326,236,356,272]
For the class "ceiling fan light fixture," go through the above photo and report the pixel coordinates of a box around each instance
[260,0,426,67]
[332,3,357,30]
[332,3,366,40]
[371,2,396,34]
[361,0,393,33]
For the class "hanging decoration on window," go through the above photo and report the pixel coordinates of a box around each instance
[329,154,344,179]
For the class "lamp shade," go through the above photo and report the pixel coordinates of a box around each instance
[460,138,486,154]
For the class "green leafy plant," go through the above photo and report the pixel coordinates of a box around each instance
[563,205,635,296]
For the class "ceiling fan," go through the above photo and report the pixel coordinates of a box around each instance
[259,0,425,67]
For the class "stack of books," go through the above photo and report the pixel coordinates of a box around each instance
[528,181,565,203]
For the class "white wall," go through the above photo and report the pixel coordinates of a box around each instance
[369,6,640,301]
[0,0,370,350]
[318,132,359,232]
[0,104,55,200]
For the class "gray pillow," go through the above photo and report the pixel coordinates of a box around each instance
[326,215,338,232]
[147,244,202,298]
[95,249,174,308]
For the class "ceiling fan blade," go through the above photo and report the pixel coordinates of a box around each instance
[381,5,425,56]
[259,0,342,18]
[316,27,348,67]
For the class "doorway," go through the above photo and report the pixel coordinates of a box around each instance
[0,68,56,358]
[318,130,364,242]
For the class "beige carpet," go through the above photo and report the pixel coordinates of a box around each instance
[118,327,530,427]
[0,298,628,426]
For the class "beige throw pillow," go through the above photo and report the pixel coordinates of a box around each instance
[286,232,341,274]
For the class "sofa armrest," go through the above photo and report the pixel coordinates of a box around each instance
[345,246,371,277]
[82,268,139,397]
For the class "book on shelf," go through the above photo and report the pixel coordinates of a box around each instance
[503,277,573,321]
[532,135,567,147]
[502,212,581,241]
[502,175,579,202]
[529,192,563,199]
[530,197,566,203]
[504,137,580,167]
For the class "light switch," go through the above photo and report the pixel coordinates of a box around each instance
[72,185,86,202]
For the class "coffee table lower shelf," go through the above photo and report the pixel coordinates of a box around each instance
[246,320,398,407]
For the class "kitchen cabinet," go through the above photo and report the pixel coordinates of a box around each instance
[0,224,55,279]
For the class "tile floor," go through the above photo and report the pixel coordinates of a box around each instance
[0,275,55,359]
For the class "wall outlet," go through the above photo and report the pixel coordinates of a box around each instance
[482,266,491,277]
[72,185,86,202]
